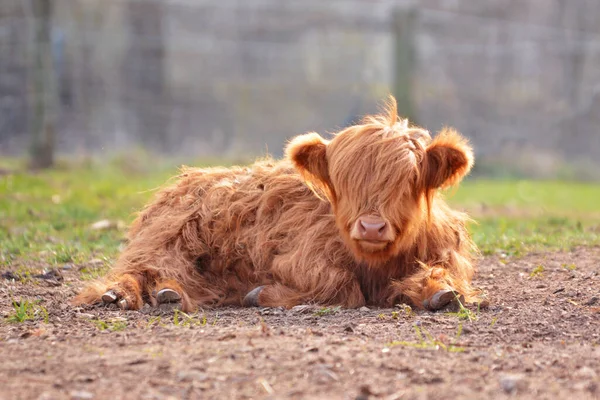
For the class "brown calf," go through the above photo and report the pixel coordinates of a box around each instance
[75,97,479,312]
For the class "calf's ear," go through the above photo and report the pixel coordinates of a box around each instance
[286,132,334,200]
[421,127,474,190]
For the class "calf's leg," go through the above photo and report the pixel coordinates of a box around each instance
[243,272,365,309]
[388,254,478,311]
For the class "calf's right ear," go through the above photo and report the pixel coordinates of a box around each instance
[285,132,334,200]
[421,127,474,190]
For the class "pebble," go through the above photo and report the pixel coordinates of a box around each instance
[177,370,209,382]
[359,306,370,312]
[499,374,527,394]
[576,366,597,379]
[70,391,94,400]
[584,297,598,306]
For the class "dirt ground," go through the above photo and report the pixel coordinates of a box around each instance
[1,248,599,400]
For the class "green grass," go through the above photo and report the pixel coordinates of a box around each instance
[313,306,342,316]
[387,325,465,353]
[0,157,177,270]
[448,180,600,215]
[90,318,127,331]
[445,179,600,256]
[173,310,208,327]
[529,265,545,278]
[1,157,600,277]
[6,298,49,323]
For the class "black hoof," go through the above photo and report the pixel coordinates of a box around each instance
[424,289,463,311]
[118,298,129,310]
[156,288,181,304]
[101,290,118,304]
[243,286,264,307]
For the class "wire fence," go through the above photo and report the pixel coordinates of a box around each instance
[1,0,600,177]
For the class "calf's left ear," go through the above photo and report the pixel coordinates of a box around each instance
[422,127,474,189]
[285,132,334,199]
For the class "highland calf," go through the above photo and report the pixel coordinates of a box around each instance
[75,97,479,312]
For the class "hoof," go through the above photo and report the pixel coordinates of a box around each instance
[243,286,264,307]
[118,299,129,310]
[424,289,463,311]
[101,290,118,304]
[156,288,181,304]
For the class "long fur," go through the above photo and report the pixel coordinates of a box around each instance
[75,96,479,311]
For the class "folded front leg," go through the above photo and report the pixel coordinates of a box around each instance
[387,257,478,311]
[242,271,366,309]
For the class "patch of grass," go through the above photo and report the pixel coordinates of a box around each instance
[6,298,49,323]
[447,179,600,257]
[90,318,127,331]
[450,180,600,215]
[173,310,207,327]
[445,295,478,322]
[562,263,577,271]
[0,160,175,273]
[146,316,165,328]
[529,265,545,278]
[468,217,598,257]
[313,306,341,317]
[50,244,77,264]
[387,325,465,353]
[78,260,111,281]
[392,304,415,319]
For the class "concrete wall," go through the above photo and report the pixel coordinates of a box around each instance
[1,0,599,177]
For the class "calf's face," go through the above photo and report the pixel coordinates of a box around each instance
[286,103,473,266]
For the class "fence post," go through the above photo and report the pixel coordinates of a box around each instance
[392,5,418,123]
[29,0,56,169]
[123,1,167,152]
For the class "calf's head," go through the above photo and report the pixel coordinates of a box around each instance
[286,97,473,266]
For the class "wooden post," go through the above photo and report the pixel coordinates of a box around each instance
[29,0,56,169]
[392,5,418,123]
[123,1,167,152]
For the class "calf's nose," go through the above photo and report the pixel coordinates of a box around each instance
[358,216,388,241]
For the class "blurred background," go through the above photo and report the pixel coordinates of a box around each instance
[1,0,599,178]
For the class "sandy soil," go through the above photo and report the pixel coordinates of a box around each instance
[1,248,599,400]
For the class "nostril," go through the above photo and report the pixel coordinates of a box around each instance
[377,222,387,235]
[359,220,368,233]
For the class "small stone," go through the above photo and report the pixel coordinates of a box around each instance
[356,384,373,400]
[576,366,597,379]
[157,303,181,312]
[461,326,473,334]
[499,374,527,394]
[584,297,598,306]
[1,271,20,281]
[140,304,152,314]
[290,305,315,314]
[34,269,63,282]
[90,220,124,231]
[177,370,208,382]
[70,390,94,400]
[359,306,370,312]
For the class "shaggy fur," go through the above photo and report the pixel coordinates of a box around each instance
[75,97,479,312]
